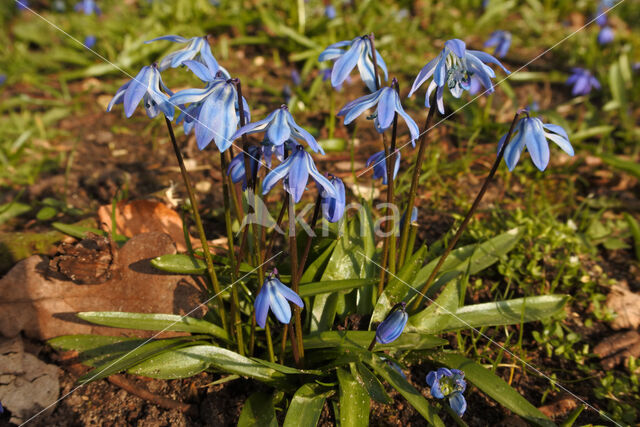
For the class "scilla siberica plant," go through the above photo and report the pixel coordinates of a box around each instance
[57,25,579,426]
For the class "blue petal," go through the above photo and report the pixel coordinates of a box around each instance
[432,55,448,87]
[409,55,440,97]
[523,118,549,171]
[542,123,569,141]
[375,49,388,81]
[262,156,293,195]
[183,59,215,82]
[467,50,510,74]
[375,309,408,344]
[170,87,211,106]
[106,82,129,112]
[285,150,310,202]
[338,90,382,125]
[194,96,217,150]
[123,66,152,118]
[273,279,304,308]
[287,115,324,154]
[209,84,238,152]
[503,124,525,171]
[435,85,445,114]
[430,381,445,399]
[449,392,467,417]
[266,109,291,146]
[376,88,396,130]
[145,35,189,44]
[544,132,574,156]
[268,280,293,324]
[357,50,379,93]
[331,38,363,88]
[306,154,337,198]
[231,111,275,142]
[393,93,420,146]
[254,285,270,328]
[318,47,345,62]
[199,41,222,77]
[322,177,345,223]
[426,371,437,387]
[445,39,466,58]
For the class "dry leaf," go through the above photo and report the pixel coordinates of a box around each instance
[606,282,640,330]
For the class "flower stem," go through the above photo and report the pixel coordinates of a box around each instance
[409,110,522,312]
[287,196,305,367]
[164,117,227,332]
[397,94,437,267]
[220,151,244,355]
[297,192,322,281]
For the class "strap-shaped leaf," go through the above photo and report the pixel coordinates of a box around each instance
[77,312,230,342]
[435,352,554,427]
[299,278,377,297]
[337,367,370,427]
[238,392,278,427]
[353,362,392,404]
[283,383,333,427]
[303,331,446,351]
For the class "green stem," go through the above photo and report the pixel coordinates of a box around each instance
[409,110,523,312]
[297,193,322,281]
[288,196,304,367]
[397,96,437,267]
[164,117,227,332]
[329,89,335,140]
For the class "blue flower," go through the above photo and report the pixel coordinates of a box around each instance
[0,75,6,86]
[146,35,229,76]
[254,270,304,328]
[170,61,249,152]
[321,175,345,223]
[324,4,336,19]
[409,39,509,114]
[227,145,261,190]
[566,68,600,96]
[74,0,101,15]
[426,368,467,417]
[484,30,511,58]
[232,105,324,154]
[498,116,573,171]
[375,303,408,344]
[16,0,29,10]
[318,35,388,92]
[107,64,174,120]
[366,150,400,185]
[262,144,336,203]
[337,83,419,146]
[598,26,614,45]
[84,35,97,49]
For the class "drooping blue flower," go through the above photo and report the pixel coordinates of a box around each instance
[598,26,615,45]
[426,368,467,417]
[321,175,345,223]
[231,105,324,154]
[107,64,174,119]
[262,144,336,203]
[324,4,336,19]
[254,270,304,328]
[484,30,511,58]
[227,145,262,190]
[146,35,229,76]
[366,150,400,185]
[318,35,388,92]
[409,39,510,114]
[375,302,408,344]
[595,0,617,26]
[498,116,573,172]
[74,0,101,15]
[84,35,97,49]
[566,68,600,96]
[170,61,249,152]
[337,83,419,146]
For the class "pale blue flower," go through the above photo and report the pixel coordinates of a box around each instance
[262,144,336,203]
[498,116,573,171]
[84,35,96,48]
[227,146,262,190]
[170,61,249,152]
[255,270,304,328]
[426,368,467,417]
[366,150,400,185]
[409,39,509,114]
[107,64,174,119]
[337,83,419,146]
[598,26,614,45]
[74,0,100,15]
[318,35,388,92]
[232,105,324,154]
[146,35,229,76]
[375,303,408,344]
[324,4,336,19]
[566,68,600,96]
[321,175,345,223]
[484,30,511,58]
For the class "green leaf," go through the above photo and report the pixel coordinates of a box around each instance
[151,253,207,274]
[52,222,127,245]
[298,278,377,297]
[78,337,201,384]
[599,153,640,180]
[353,362,392,404]
[623,213,640,261]
[337,367,370,427]
[283,384,333,427]
[435,352,554,426]
[238,393,278,427]
[48,334,140,354]
[407,277,461,333]
[250,358,322,376]
[371,245,428,324]
[36,206,57,221]
[129,345,288,386]
[303,331,446,351]
[365,354,444,426]
[76,312,229,342]
[409,295,568,334]
[300,240,337,283]
[0,201,31,225]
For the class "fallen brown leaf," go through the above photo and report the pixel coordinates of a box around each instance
[605,281,640,330]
